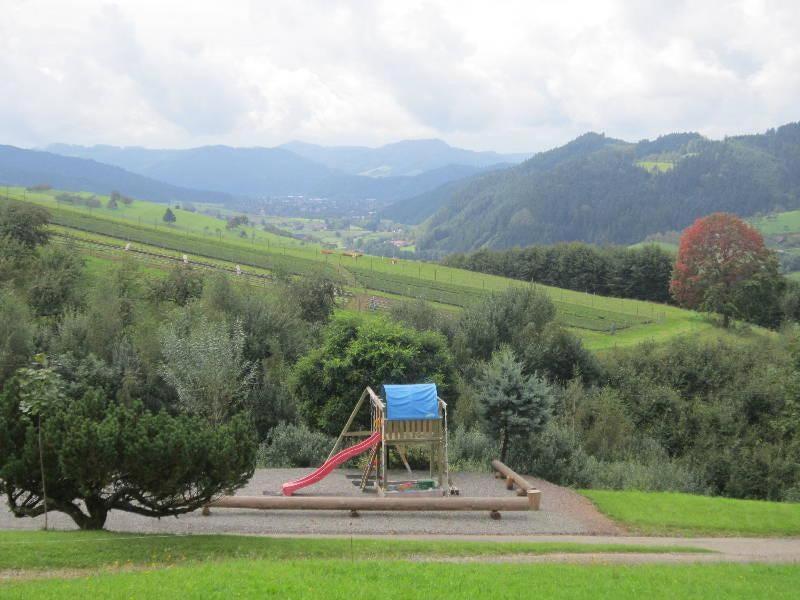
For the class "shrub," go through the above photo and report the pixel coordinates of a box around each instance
[257,423,333,468]
[389,298,457,341]
[0,378,257,530]
[521,422,592,487]
[523,322,600,384]
[149,265,204,306]
[27,244,85,316]
[291,314,453,436]
[582,456,708,494]
[448,427,498,471]
[285,270,342,324]
[454,286,556,364]
[0,202,50,249]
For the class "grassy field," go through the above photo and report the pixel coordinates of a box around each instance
[751,210,800,236]
[2,559,796,599]
[581,490,800,536]
[2,188,723,350]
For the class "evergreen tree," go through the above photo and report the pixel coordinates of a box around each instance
[0,381,256,530]
[162,207,176,224]
[476,347,553,462]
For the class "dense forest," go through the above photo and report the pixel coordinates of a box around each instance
[413,122,800,255]
[4,203,800,532]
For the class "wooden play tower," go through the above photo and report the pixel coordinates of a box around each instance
[328,384,451,496]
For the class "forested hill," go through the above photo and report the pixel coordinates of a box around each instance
[413,122,800,255]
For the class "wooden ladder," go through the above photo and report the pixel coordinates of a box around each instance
[359,444,379,491]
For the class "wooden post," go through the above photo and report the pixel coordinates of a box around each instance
[527,489,541,511]
[492,459,541,509]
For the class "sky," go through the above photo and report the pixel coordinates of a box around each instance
[1,0,799,153]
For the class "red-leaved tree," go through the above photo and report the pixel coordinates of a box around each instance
[670,213,783,327]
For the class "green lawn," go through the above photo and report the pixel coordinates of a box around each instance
[581,490,800,536]
[2,560,797,599]
[0,530,706,571]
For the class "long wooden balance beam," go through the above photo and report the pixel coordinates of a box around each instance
[491,459,541,509]
[204,492,538,519]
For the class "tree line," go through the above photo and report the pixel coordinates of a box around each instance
[442,242,674,303]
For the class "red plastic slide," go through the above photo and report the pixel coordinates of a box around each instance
[281,431,382,496]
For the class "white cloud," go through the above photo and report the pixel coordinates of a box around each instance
[0,0,798,152]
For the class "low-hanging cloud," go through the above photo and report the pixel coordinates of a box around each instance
[0,0,798,152]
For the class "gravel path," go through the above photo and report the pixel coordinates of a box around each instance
[0,469,620,536]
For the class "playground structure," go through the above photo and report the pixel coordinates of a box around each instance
[282,384,451,497]
[204,384,541,519]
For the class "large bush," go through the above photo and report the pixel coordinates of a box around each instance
[290,314,453,436]
[0,376,256,530]
[454,286,555,364]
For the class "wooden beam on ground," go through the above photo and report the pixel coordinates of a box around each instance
[206,493,538,514]
[491,459,542,507]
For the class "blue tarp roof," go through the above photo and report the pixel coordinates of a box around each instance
[384,383,439,421]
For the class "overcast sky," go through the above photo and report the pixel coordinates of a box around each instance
[1,0,799,153]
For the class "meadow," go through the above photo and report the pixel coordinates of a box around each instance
[751,210,800,236]
[3,188,720,350]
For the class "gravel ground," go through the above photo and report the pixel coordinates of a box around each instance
[0,469,620,536]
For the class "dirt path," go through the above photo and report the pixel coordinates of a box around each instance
[262,533,800,564]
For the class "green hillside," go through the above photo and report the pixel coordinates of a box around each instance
[1,187,721,351]
[414,123,800,254]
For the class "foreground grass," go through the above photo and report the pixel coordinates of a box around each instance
[581,490,800,536]
[2,560,797,599]
[0,530,705,571]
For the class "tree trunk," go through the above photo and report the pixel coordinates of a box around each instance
[499,429,509,463]
[37,416,47,531]
[80,496,109,530]
[723,312,731,328]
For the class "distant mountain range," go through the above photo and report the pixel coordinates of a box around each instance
[279,139,528,177]
[38,140,525,204]
[411,122,800,255]
[0,145,232,204]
